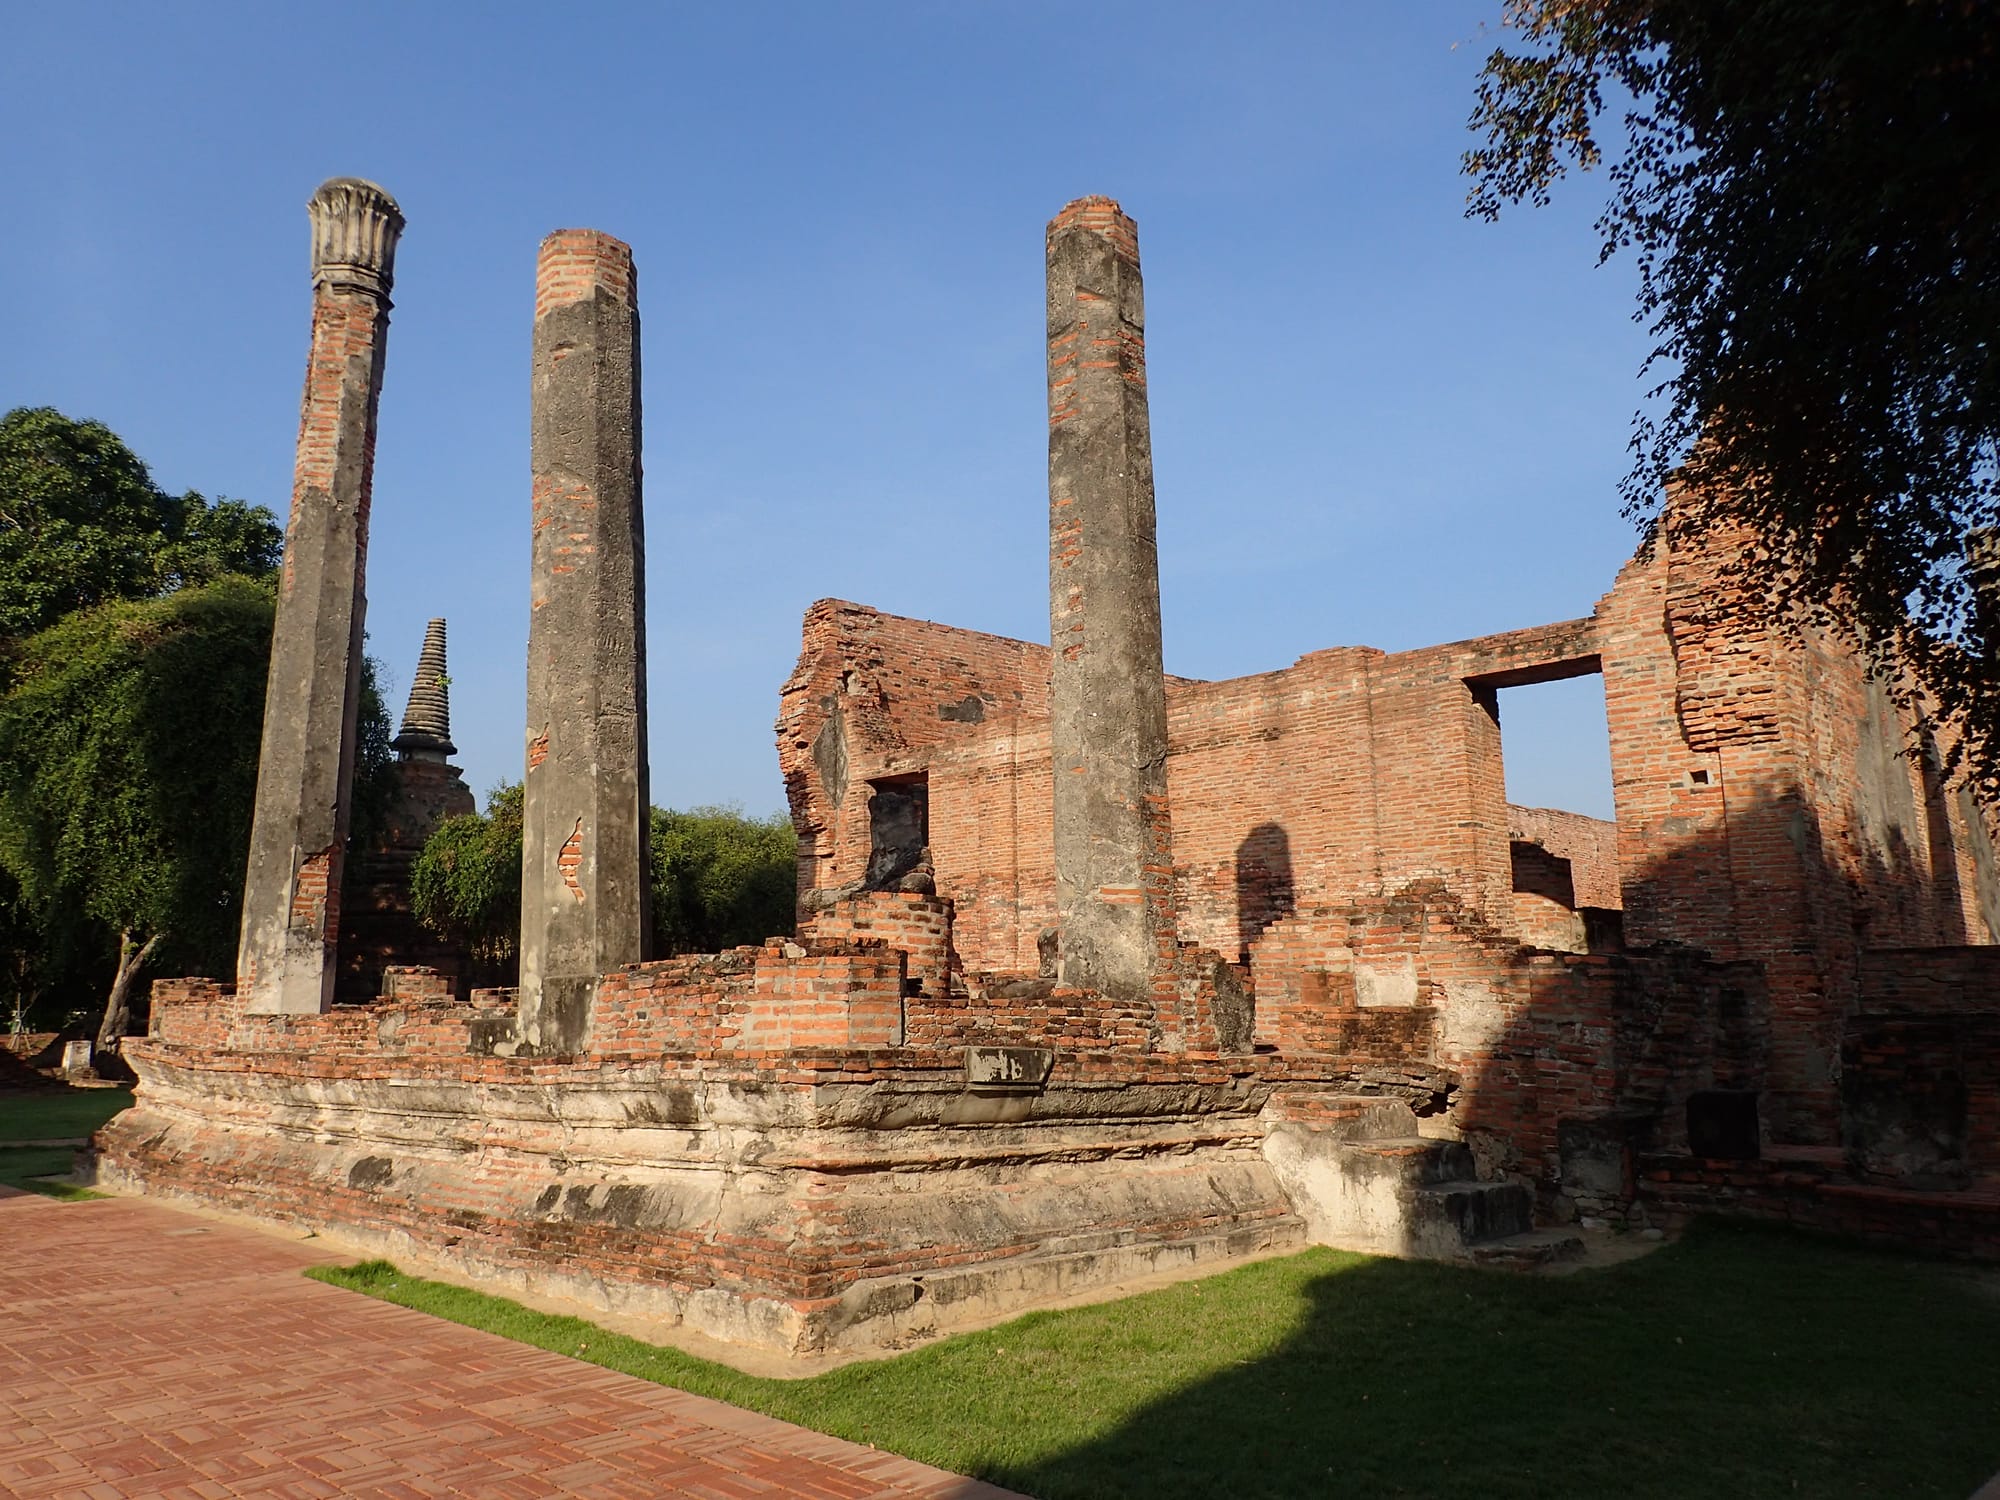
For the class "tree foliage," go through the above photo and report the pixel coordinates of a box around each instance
[347,661,398,858]
[0,406,282,636]
[0,579,275,1036]
[410,784,525,970]
[1466,1,2000,778]
[650,806,798,956]
[0,409,394,1040]
[411,792,798,970]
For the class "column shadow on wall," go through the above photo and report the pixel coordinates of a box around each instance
[1235,822,1294,964]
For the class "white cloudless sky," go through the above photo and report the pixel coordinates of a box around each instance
[0,2,1647,820]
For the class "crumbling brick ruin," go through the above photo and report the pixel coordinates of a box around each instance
[94,187,2000,1361]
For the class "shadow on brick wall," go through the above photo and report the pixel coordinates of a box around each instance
[1234,822,1295,963]
[1451,772,1994,1169]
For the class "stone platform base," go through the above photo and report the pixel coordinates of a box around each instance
[93,1045,1313,1356]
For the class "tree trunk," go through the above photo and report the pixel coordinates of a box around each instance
[7,954,33,1036]
[96,928,164,1055]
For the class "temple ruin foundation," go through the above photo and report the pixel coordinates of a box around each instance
[95,188,2000,1362]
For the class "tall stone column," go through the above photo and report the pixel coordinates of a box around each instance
[237,178,403,1015]
[516,230,652,1055]
[1968,529,2000,655]
[1045,196,1177,1003]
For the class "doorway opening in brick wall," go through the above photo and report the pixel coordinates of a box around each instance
[1479,663,1623,949]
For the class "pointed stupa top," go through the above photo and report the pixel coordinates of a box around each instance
[393,618,456,759]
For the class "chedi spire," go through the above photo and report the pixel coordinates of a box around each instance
[394,617,456,759]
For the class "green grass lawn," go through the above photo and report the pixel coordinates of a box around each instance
[0,1145,105,1199]
[0,1086,131,1200]
[312,1221,2000,1499]
[0,1084,134,1141]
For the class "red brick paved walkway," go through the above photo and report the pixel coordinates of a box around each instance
[0,1189,1027,1499]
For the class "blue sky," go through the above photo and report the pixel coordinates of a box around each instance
[1,3,1648,821]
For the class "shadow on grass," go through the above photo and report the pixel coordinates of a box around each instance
[0,1084,135,1141]
[314,1221,2000,1500]
[0,1145,109,1199]
[991,1223,2000,1500]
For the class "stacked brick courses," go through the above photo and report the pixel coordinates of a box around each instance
[785,610,1649,978]
[1600,526,1996,1142]
[113,957,1417,1353]
[808,892,954,997]
[1507,804,1620,911]
[1842,948,2000,1184]
[782,515,1998,1161]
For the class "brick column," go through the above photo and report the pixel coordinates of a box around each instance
[1045,196,1177,1005]
[237,178,403,1015]
[515,230,652,1056]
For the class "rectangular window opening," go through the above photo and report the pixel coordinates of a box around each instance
[1487,669,1622,948]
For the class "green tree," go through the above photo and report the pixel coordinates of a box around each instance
[410,792,797,970]
[347,660,397,858]
[410,784,525,977]
[650,806,798,955]
[0,580,398,1047]
[0,406,282,637]
[0,409,394,1045]
[0,580,274,1049]
[1466,2,2000,778]
[0,868,48,1035]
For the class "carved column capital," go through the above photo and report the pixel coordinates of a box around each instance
[309,177,405,300]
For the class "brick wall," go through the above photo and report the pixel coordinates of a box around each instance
[781,605,1619,976]
[807,892,953,997]
[1508,805,1620,910]
[1229,875,1766,1188]
[1638,1151,2000,1259]
[1845,947,2000,1182]
[1601,520,1997,1142]
[776,600,1058,933]
[1856,947,2000,1014]
[780,515,1999,1148]
[149,975,497,1057]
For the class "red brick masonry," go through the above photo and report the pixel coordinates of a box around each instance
[100,515,2000,1359]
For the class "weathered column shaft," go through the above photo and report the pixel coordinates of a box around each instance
[516,230,652,1055]
[237,178,403,1014]
[1969,528,2000,657]
[1045,196,1177,1003]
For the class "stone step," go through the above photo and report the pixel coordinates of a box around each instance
[1409,1180,1535,1248]
[1459,1227,1588,1269]
[1340,1136,1476,1186]
[1274,1094,1418,1142]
